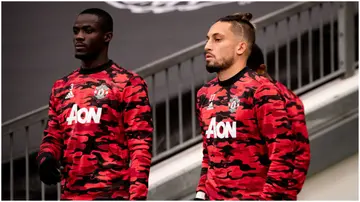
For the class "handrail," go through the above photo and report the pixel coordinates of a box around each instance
[2,105,48,135]
[135,2,319,77]
[1,2,324,133]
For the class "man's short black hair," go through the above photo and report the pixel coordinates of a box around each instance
[80,8,113,32]
[247,43,264,70]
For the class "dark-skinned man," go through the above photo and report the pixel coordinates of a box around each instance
[37,8,153,200]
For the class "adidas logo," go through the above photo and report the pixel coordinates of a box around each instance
[65,84,74,99]
[65,91,74,99]
[207,94,216,110]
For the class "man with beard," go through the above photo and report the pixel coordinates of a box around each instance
[194,13,299,200]
[37,8,153,200]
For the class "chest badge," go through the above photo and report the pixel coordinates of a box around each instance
[228,96,240,113]
[94,84,109,99]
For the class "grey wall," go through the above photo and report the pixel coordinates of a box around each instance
[2,1,293,122]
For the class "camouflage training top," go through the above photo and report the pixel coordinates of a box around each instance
[196,66,302,200]
[38,60,153,200]
[273,81,310,197]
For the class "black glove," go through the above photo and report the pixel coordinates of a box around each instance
[37,152,61,185]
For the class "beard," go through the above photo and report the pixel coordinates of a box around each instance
[205,57,234,73]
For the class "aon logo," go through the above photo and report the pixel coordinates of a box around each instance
[66,104,102,125]
[206,117,236,139]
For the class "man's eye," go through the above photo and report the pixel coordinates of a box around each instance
[215,38,221,42]
[73,29,79,34]
[85,29,93,34]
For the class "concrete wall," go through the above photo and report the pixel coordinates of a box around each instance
[298,153,358,201]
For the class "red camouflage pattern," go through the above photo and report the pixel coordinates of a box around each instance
[274,81,310,197]
[196,67,303,200]
[37,61,153,200]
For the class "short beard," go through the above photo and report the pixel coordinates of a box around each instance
[206,65,222,73]
[205,59,233,73]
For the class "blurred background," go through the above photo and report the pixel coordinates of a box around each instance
[2,1,359,200]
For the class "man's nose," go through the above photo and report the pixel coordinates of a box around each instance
[75,31,85,41]
[204,41,212,52]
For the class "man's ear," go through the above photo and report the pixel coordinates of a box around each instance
[236,41,247,56]
[104,32,113,43]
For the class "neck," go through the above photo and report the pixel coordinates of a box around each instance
[81,50,109,69]
[218,58,247,81]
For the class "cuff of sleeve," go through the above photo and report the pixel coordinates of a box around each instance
[195,191,206,200]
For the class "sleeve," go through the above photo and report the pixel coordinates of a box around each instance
[123,75,153,200]
[253,84,297,200]
[195,89,209,197]
[37,84,63,164]
[291,100,311,194]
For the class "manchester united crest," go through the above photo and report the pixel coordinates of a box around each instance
[94,84,109,99]
[228,96,240,113]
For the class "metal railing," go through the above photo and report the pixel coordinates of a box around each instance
[2,1,357,200]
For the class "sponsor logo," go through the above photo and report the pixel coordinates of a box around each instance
[206,117,236,139]
[66,104,102,125]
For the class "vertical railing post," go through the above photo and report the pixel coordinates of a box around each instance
[177,63,183,144]
[190,57,197,139]
[10,132,14,200]
[338,2,355,78]
[25,126,30,200]
[165,68,171,150]
[57,183,61,200]
[40,119,46,200]
[151,74,157,157]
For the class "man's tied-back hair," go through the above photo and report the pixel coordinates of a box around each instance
[217,12,256,53]
[247,43,265,70]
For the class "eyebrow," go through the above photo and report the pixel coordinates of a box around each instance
[206,33,223,39]
[73,25,93,29]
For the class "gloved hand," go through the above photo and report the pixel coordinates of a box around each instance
[37,152,61,185]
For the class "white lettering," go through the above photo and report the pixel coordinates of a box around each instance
[77,107,88,124]
[216,121,225,138]
[205,117,237,139]
[226,121,237,138]
[66,104,102,125]
[88,107,102,123]
[206,117,216,138]
[66,104,78,125]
